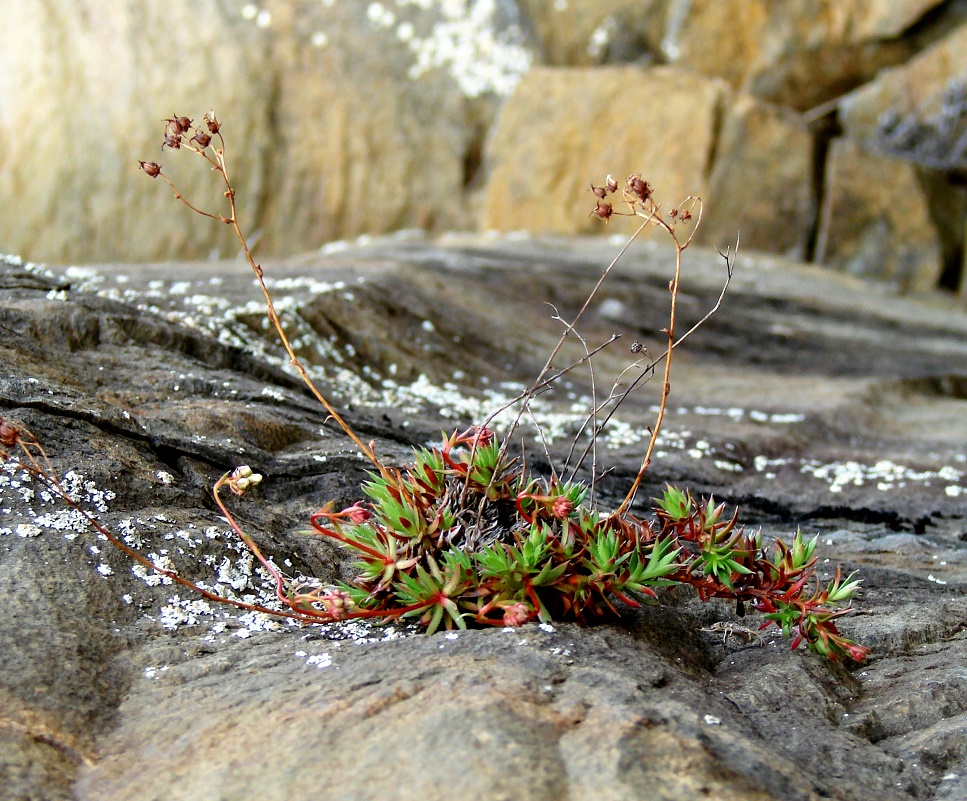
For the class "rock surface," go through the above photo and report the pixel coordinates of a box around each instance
[839,21,967,141]
[516,0,669,66]
[0,0,531,262]
[1,0,966,292]
[482,66,725,235]
[815,137,944,291]
[0,233,965,800]
[661,0,944,110]
[698,93,815,259]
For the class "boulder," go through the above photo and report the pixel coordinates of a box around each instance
[1,232,966,799]
[815,137,943,291]
[481,66,725,236]
[0,0,533,264]
[517,0,669,66]
[838,21,967,146]
[699,94,815,258]
[662,0,943,110]
[0,1,273,265]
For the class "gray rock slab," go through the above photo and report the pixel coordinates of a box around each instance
[0,235,965,799]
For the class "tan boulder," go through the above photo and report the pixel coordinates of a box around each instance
[815,137,942,292]
[0,0,533,264]
[0,2,274,265]
[663,0,941,110]
[838,21,967,140]
[517,0,669,66]
[481,66,726,236]
[699,94,814,258]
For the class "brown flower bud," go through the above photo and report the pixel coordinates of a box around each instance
[139,161,162,178]
[191,130,212,148]
[0,419,20,447]
[165,115,192,134]
[164,116,185,135]
[204,110,221,134]
[590,200,613,222]
[628,175,652,202]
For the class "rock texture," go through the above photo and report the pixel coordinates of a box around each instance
[1,0,967,291]
[661,0,944,110]
[0,0,531,262]
[482,66,725,235]
[1,234,965,799]
[839,21,967,141]
[698,94,815,258]
[516,0,669,66]
[815,137,943,291]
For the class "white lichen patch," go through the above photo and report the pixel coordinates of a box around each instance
[304,652,334,669]
[0,461,116,540]
[751,452,966,497]
[801,458,964,495]
[390,0,533,97]
[15,523,42,538]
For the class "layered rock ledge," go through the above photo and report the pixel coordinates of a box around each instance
[0,234,965,800]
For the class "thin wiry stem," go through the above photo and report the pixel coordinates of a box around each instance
[570,232,735,479]
[161,130,395,483]
[464,215,654,513]
[498,214,654,450]
[563,357,645,481]
[548,304,601,499]
[0,436,322,624]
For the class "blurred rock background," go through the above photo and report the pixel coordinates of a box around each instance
[1,0,966,295]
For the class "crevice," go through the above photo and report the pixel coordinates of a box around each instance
[251,47,283,259]
[918,170,967,292]
[905,0,967,51]
[804,112,840,264]
[703,87,726,181]
[728,494,930,532]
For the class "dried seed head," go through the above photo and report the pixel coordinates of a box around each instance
[628,175,652,202]
[227,465,263,496]
[204,110,221,134]
[164,116,191,135]
[590,200,613,222]
[630,340,643,354]
[191,130,212,148]
[680,209,693,222]
[139,161,162,178]
[163,131,182,150]
[0,419,19,448]
[606,174,618,193]
[591,184,607,199]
